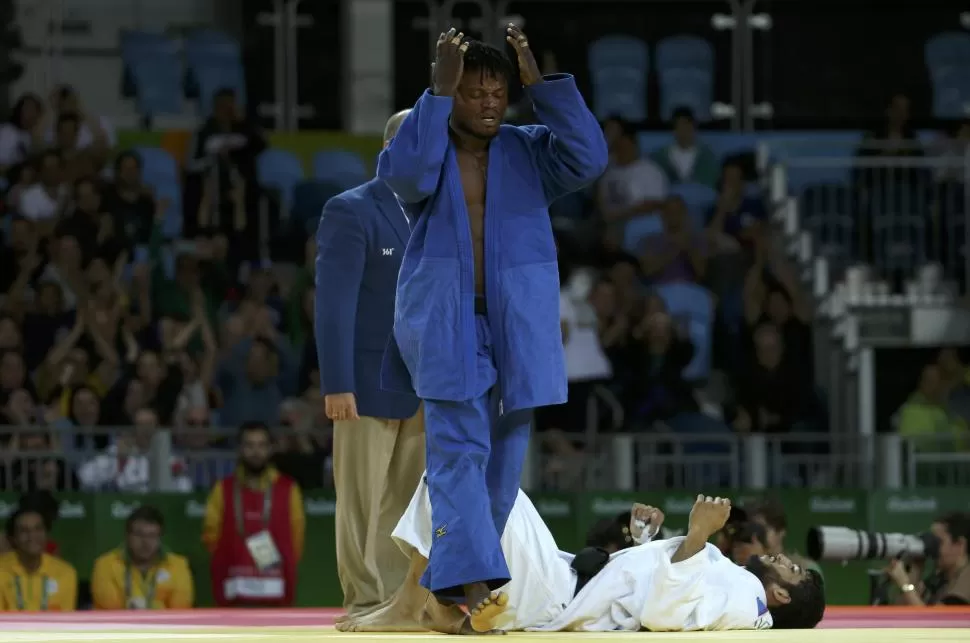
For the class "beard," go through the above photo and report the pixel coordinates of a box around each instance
[745,555,774,583]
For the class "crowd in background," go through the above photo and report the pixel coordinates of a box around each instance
[1,74,969,495]
[0,85,331,494]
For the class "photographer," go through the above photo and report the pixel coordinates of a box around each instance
[886,512,970,606]
[722,500,823,579]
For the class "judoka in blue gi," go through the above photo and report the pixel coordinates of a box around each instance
[378,24,609,629]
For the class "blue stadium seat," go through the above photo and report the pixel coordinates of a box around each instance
[588,36,649,121]
[257,149,305,214]
[655,36,714,123]
[120,31,179,102]
[146,178,183,239]
[669,182,718,229]
[924,32,970,84]
[130,58,183,116]
[760,131,863,192]
[704,133,757,162]
[654,282,714,381]
[195,63,247,117]
[133,147,179,183]
[622,214,663,255]
[292,179,346,234]
[184,29,242,100]
[312,150,369,190]
[930,79,970,120]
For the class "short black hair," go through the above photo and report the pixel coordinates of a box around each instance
[114,150,142,173]
[585,511,635,550]
[18,491,59,530]
[127,505,165,532]
[770,569,826,629]
[935,512,970,555]
[4,507,47,542]
[603,115,637,142]
[461,40,514,84]
[239,421,271,441]
[671,106,696,124]
[747,498,788,532]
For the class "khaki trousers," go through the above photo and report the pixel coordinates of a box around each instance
[332,406,426,615]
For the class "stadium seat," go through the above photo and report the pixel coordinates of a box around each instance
[133,146,179,183]
[257,149,305,215]
[622,214,663,255]
[311,150,369,190]
[924,32,970,84]
[148,178,183,239]
[184,29,242,100]
[669,182,717,229]
[120,31,179,105]
[654,282,714,381]
[588,35,649,121]
[195,62,247,117]
[292,179,346,235]
[655,36,714,122]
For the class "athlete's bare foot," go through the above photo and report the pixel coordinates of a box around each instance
[338,600,427,632]
[468,591,509,633]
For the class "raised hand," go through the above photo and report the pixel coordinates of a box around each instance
[432,28,469,97]
[506,24,541,86]
[687,494,731,539]
[630,503,665,542]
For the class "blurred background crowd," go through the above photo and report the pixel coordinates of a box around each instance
[0,0,968,500]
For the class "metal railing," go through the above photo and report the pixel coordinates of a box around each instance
[763,142,970,293]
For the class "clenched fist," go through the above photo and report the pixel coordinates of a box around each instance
[630,503,665,543]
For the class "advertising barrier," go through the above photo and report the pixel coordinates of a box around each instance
[3,489,968,606]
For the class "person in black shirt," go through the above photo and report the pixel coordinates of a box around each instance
[101,151,156,250]
[734,323,807,434]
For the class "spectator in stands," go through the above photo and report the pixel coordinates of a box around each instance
[742,252,813,383]
[607,254,646,319]
[0,93,44,179]
[706,159,767,255]
[18,151,68,223]
[649,106,719,187]
[217,306,296,427]
[639,196,708,284]
[45,85,115,155]
[887,512,970,606]
[77,414,193,492]
[596,117,667,248]
[286,238,316,347]
[628,303,700,426]
[274,398,331,489]
[55,114,106,182]
[202,422,305,607]
[743,498,823,577]
[938,348,970,424]
[101,151,158,249]
[91,505,194,609]
[898,363,969,450]
[733,323,808,434]
[0,506,77,610]
[185,87,266,265]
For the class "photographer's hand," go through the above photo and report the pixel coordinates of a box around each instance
[886,559,926,606]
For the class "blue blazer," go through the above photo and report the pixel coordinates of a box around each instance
[314,177,420,419]
[378,74,608,413]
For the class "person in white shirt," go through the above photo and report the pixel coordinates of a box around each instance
[0,93,45,175]
[17,151,68,222]
[342,486,825,633]
[44,85,117,151]
[649,107,720,187]
[597,117,668,225]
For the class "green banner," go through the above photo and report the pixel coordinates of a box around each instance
[1,489,966,607]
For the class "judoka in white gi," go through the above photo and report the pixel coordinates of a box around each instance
[339,478,826,633]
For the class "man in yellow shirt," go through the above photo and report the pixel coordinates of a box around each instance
[0,507,77,611]
[91,505,194,609]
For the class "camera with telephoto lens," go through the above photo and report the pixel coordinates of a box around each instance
[806,526,940,562]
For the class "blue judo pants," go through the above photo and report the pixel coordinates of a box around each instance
[420,313,532,598]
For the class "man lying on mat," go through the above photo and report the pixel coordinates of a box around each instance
[339,484,826,633]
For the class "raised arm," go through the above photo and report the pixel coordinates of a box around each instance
[507,25,608,203]
[376,29,466,203]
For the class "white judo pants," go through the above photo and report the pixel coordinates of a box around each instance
[391,476,577,630]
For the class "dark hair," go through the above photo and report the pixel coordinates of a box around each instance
[4,507,47,542]
[127,505,165,532]
[935,512,970,555]
[671,106,696,124]
[18,491,60,529]
[114,150,142,173]
[215,87,236,101]
[462,40,514,84]
[747,498,788,532]
[769,569,826,629]
[9,93,43,129]
[585,511,635,550]
[239,421,271,441]
[603,115,637,142]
